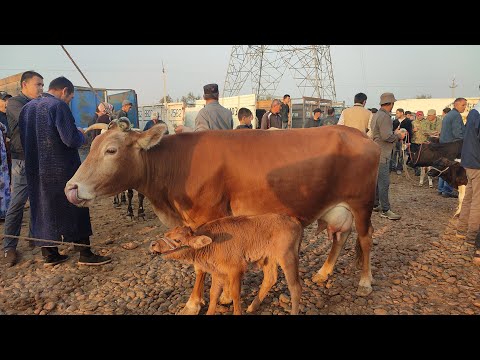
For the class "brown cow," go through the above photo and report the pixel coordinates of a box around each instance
[66,122,380,314]
[150,214,303,315]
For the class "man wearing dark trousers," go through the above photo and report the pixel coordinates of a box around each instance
[3,71,44,267]
[371,92,406,221]
[19,76,111,266]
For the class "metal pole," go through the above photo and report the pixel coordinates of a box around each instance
[162,61,167,120]
[60,45,111,116]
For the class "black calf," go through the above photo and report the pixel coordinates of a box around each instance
[407,139,463,167]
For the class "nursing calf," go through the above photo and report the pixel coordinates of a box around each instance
[150,214,303,315]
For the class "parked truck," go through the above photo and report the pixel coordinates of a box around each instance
[0,72,139,129]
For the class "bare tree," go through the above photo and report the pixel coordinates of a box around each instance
[159,95,173,104]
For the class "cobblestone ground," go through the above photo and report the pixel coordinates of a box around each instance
[1,172,479,315]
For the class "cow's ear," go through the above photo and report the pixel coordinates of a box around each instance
[189,235,212,249]
[137,124,168,150]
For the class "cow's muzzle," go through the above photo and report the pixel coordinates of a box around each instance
[65,184,88,206]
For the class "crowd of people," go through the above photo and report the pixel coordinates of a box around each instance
[1,73,478,270]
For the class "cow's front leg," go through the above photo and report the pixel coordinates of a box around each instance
[138,192,145,220]
[178,267,206,315]
[127,189,134,219]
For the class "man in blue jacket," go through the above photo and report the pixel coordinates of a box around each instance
[19,76,111,266]
[456,101,480,265]
[438,97,467,197]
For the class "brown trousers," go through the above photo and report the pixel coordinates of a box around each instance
[457,168,480,242]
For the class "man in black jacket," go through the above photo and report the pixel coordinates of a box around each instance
[391,108,413,175]
[3,71,44,267]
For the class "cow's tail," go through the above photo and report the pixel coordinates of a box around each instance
[355,237,363,269]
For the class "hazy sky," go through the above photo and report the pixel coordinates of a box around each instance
[1,45,479,108]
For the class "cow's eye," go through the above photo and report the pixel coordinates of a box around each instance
[106,148,117,155]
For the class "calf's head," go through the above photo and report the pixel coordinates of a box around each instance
[149,226,212,254]
[65,119,167,207]
[427,157,455,177]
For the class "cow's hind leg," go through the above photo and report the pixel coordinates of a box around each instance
[127,189,134,219]
[312,229,351,284]
[247,259,278,313]
[178,267,206,315]
[353,209,374,297]
[121,191,127,205]
[137,192,145,220]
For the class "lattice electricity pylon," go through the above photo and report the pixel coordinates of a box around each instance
[223,45,336,101]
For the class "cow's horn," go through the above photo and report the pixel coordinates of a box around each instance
[84,123,109,133]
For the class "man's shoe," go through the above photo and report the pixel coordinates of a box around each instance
[380,210,401,220]
[396,170,402,175]
[442,192,458,198]
[373,205,381,212]
[4,248,17,267]
[78,253,112,266]
[44,253,69,267]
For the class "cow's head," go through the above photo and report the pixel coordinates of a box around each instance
[65,119,167,207]
[406,143,421,167]
[149,226,212,254]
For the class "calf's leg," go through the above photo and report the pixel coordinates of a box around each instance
[178,267,206,315]
[454,185,466,217]
[279,252,302,315]
[229,272,244,315]
[206,275,223,315]
[247,260,278,313]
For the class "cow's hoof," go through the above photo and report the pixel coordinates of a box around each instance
[219,292,233,305]
[246,304,257,314]
[177,303,201,315]
[356,286,372,297]
[312,272,328,284]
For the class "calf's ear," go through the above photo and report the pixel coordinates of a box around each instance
[190,235,212,249]
[137,124,168,150]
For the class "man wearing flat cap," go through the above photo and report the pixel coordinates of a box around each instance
[175,83,233,133]
[370,92,406,221]
[115,99,133,121]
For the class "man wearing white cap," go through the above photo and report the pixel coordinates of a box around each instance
[370,92,406,221]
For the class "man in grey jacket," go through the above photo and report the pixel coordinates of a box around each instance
[3,71,44,267]
[174,83,233,133]
[370,92,406,221]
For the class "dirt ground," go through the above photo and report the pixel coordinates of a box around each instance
[1,170,479,315]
